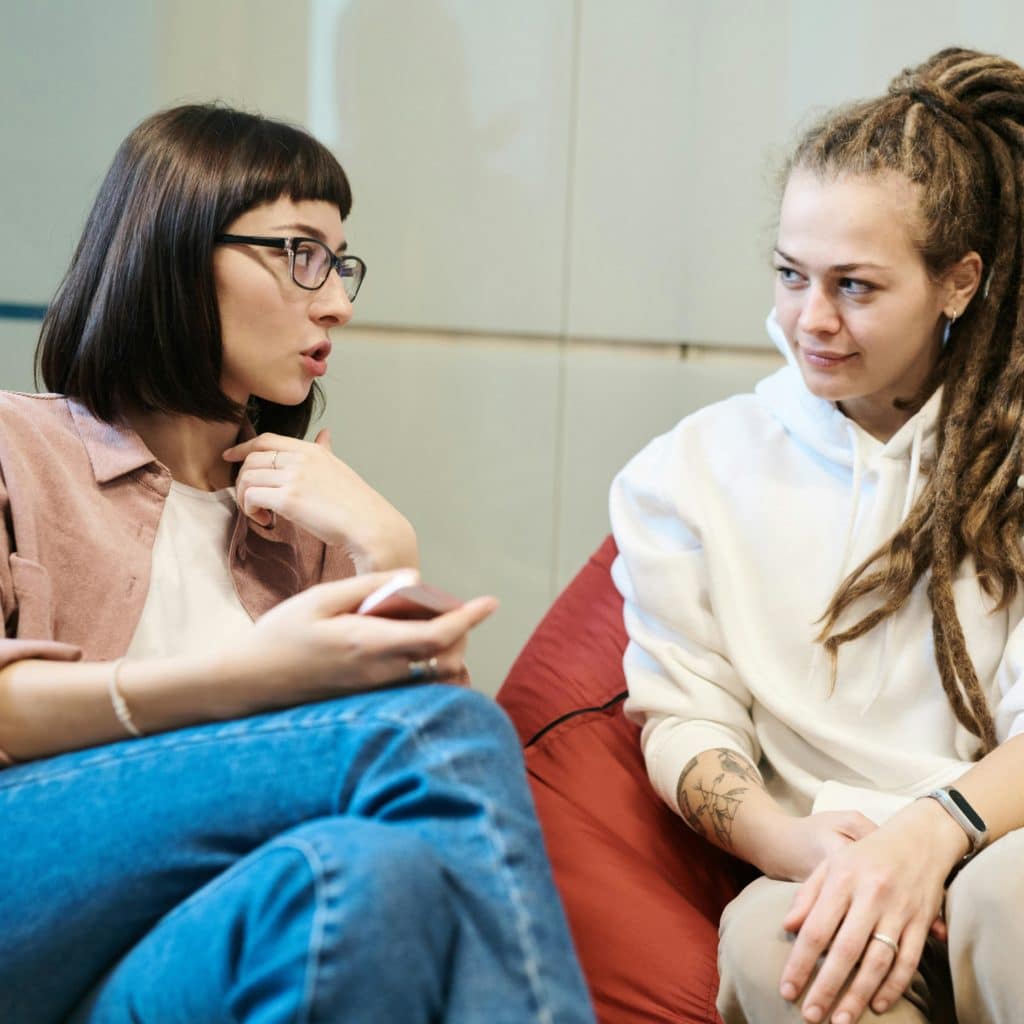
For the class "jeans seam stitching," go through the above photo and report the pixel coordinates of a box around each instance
[402,713,555,1024]
[272,837,329,1024]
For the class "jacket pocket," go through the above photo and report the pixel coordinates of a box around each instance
[8,554,55,640]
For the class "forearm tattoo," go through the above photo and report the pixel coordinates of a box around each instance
[676,749,761,849]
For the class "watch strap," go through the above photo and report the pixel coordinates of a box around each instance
[924,786,988,857]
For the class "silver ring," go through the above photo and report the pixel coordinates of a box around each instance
[870,932,899,956]
[271,450,280,469]
[407,657,440,682]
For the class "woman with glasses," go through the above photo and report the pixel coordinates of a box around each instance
[0,104,591,1024]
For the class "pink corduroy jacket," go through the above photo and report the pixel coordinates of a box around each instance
[0,391,355,765]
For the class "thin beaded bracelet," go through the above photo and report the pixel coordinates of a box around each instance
[108,657,143,738]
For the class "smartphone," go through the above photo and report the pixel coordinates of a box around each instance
[357,569,463,620]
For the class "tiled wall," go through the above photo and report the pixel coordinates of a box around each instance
[5,1,1024,690]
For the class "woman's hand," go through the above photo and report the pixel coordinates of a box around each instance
[235,572,497,707]
[224,429,419,571]
[762,811,877,882]
[777,799,968,1024]
[250,572,496,696]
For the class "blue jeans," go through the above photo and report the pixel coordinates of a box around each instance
[0,685,593,1023]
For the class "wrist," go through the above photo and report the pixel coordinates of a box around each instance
[743,808,804,879]
[350,518,419,573]
[901,796,972,872]
[120,650,264,732]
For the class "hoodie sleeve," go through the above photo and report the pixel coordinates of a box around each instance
[610,424,760,815]
[992,604,1024,743]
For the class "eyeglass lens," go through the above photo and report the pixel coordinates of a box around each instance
[291,240,363,300]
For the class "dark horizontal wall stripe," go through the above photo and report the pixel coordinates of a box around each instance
[0,303,48,321]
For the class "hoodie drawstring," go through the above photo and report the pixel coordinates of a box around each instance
[836,424,864,592]
[807,425,865,694]
[860,414,927,712]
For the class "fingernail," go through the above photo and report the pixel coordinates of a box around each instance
[803,1006,823,1023]
[873,1000,889,1014]
[780,982,797,1000]
[833,1012,851,1024]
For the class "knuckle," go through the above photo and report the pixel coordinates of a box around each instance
[869,874,894,899]
[892,953,917,980]
[811,978,840,1005]
[800,925,831,949]
[863,946,893,971]
[832,937,864,962]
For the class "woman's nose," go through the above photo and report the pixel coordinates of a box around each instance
[797,284,840,335]
[311,270,354,327]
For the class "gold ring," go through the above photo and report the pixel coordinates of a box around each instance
[870,932,899,956]
[271,451,279,469]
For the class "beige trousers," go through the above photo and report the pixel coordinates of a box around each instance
[716,828,1024,1024]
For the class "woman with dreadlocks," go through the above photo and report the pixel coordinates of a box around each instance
[611,48,1024,1024]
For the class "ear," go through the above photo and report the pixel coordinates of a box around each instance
[942,251,984,318]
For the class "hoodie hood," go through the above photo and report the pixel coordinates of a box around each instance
[757,309,942,711]
[758,308,942,469]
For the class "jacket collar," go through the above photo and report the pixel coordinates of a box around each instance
[69,400,157,484]
[68,400,257,485]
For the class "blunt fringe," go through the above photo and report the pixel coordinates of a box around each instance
[36,103,353,437]
[788,48,1024,753]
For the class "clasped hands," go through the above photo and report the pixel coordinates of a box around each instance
[775,801,966,1024]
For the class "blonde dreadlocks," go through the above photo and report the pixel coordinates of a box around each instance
[793,48,1024,753]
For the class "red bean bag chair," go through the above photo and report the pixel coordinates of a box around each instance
[497,536,755,1023]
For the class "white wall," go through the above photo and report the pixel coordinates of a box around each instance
[5,2,1023,691]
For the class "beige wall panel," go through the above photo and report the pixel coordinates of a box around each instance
[316,328,562,693]
[154,0,309,121]
[312,0,576,336]
[567,0,788,347]
[1,0,158,305]
[782,1,1024,117]
[555,343,782,585]
[0,321,42,395]
[567,0,1024,349]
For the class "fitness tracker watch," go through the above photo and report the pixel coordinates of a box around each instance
[923,786,989,859]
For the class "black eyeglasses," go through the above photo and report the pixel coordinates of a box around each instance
[216,234,366,300]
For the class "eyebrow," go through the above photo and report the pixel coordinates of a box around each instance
[271,223,348,253]
[773,247,888,273]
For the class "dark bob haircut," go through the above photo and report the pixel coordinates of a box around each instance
[37,103,352,437]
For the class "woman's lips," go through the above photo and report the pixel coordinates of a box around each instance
[801,347,857,369]
[301,353,329,377]
[301,340,331,377]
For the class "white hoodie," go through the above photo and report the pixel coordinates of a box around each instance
[610,313,1024,825]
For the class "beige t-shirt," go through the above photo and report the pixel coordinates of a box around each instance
[126,482,255,659]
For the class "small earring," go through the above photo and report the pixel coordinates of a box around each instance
[943,309,958,346]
